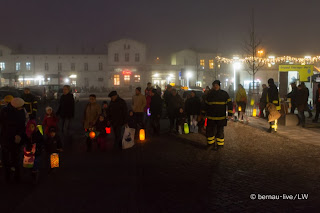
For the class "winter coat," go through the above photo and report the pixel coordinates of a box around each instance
[150,93,163,116]
[95,119,109,136]
[185,96,201,115]
[145,88,152,112]
[132,93,146,113]
[176,112,187,126]
[0,103,26,148]
[167,94,184,114]
[296,88,308,112]
[45,135,62,154]
[163,90,172,106]
[205,89,233,120]
[287,86,298,105]
[260,87,268,107]
[128,115,137,129]
[26,130,44,157]
[21,93,37,118]
[266,84,280,110]
[83,102,101,129]
[42,114,59,135]
[236,88,247,103]
[57,93,75,119]
[107,96,128,127]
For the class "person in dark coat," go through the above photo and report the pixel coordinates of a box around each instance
[21,88,38,120]
[185,90,201,133]
[150,89,162,135]
[0,98,26,183]
[176,107,187,134]
[107,91,128,149]
[56,85,75,136]
[312,83,320,123]
[127,110,137,129]
[167,88,184,133]
[287,82,298,114]
[301,82,313,118]
[265,78,281,133]
[163,85,173,107]
[259,84,268,118]
[296,84,308,127]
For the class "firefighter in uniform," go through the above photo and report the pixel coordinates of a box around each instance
[205,80,233,148]
[266,78,281,133]
[21,88,38,120]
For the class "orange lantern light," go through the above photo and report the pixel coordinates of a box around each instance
[89,131,96,139]
[253,108,257,117]
[105,127,111,134]
[50,153,59,168]
[238,106,242,112]
[139,129,145,141]
[205,118,208,127]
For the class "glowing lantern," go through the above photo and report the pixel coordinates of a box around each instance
[253,108,257,117]
[250,99,255,106]
[105,127,111,134]
[238,106,242,112]
[139,129,145,141]
[205,118,208,127]
[37,125,43,135]
[50,153,59,168]
[89,131,96,139]
[147,108,151,116]
[184,123,189,134]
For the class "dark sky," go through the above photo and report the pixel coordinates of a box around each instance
[1,0,320,60]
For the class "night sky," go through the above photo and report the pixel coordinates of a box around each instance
[1,0,320,60]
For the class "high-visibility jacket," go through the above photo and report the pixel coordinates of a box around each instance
[205,89,233,120]
[236,87,247,102]
[266,85,281,111]
[21,93,38,115]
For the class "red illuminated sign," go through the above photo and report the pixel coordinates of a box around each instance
[122,70,132,75]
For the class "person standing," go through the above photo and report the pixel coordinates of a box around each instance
[205,80,233,149]
[266,78,281,133]
[132,87,146,130]
[56,85,75,136]
[83,94,101,152]
[144,83,153,127]
[259,84,268,118]
[185,90,201,133]
[312,83,320,123]
[107,91,128,149]
[296,84,308,127]
[21,88,38,120]
[163,84,173,108]
[301,82,313,118]
[150,89,162,136]
[167,88,183,133]
[236,84,248,123]
[287,82,298,114]
[0,98,26,183]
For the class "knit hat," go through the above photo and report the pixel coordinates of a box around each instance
[11,98,25,108]
[46,106,53,112]
[212,80,221,86]
[108,91,117,97]
[4,95,14,103]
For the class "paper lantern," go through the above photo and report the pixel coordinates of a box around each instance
[50,153,59,168]
[147,108,151,116]
[250,99,255,106]
[139,129,145,141]
[89,131,96,139]
[37,125,43,135]
[205,118,208,127]
[184,123,189,134]
[253,108,257,117]
[105,127,111,134]
[238,106,242,112]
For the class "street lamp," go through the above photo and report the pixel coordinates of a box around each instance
[186,72,192,88]
[233,62,241,91]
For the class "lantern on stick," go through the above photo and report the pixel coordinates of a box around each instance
[184,123,189,134]
[37,125,43,135]
[105,127,111,134]
[139,129,145,141]
[89,131,96,139]
[50,153,59,168]
[253,108,257,117]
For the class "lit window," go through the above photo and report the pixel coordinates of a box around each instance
[134,75,140,83]
[26,62,31,71]
[0,62,5,70]
[135,53,140,62]
[114,53,119,62]
[209,60,214,69]
[16,62,21,71]
[114,75,120,85]
[58,63,62,71]
[200,59,205,67]
[99,63,103,71]
[71,63,75,71]
[45,63,49,71]
[125,53,129,62]
[84,63,88,71]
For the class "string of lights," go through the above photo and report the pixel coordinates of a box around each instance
[215,56,320,64]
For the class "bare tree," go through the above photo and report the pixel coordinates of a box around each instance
[244,9,265,96]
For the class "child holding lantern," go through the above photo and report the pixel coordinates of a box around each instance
[176,107,187,134]
[95,114,111,151]
[45,127,62,173]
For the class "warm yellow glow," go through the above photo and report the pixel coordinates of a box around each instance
[200,59,205,67]
[114,75,120,85]
[50,153,59,168]
[253,109,257,117]
[209,60,214,69]
[139,129,145,141]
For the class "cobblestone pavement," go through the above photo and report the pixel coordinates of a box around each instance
[1,100,320,212]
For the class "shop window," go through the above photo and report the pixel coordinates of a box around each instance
[114,75,120,85]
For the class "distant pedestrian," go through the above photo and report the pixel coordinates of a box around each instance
[45,127,62,173]
[83,94,101,152]
[296,84,308,127]
[287,82,298,114]
[266,78,281,133]
[259,84,268,118]
[228,84,235,101]
[176,107,187,134]
[150,89,162,136]
[167,88,183,133]
[21,88,38,120]
[42,106,59,136]
[56,85,75,136]
[156,85,162,96]
[132,87,146,130]
[185,90,201,133]
[236,84,248,123]
[163,84,173,108]
[312,83,320,123]
[101,101,109,118]
[301,82,313,118]
[107,91,128,149]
